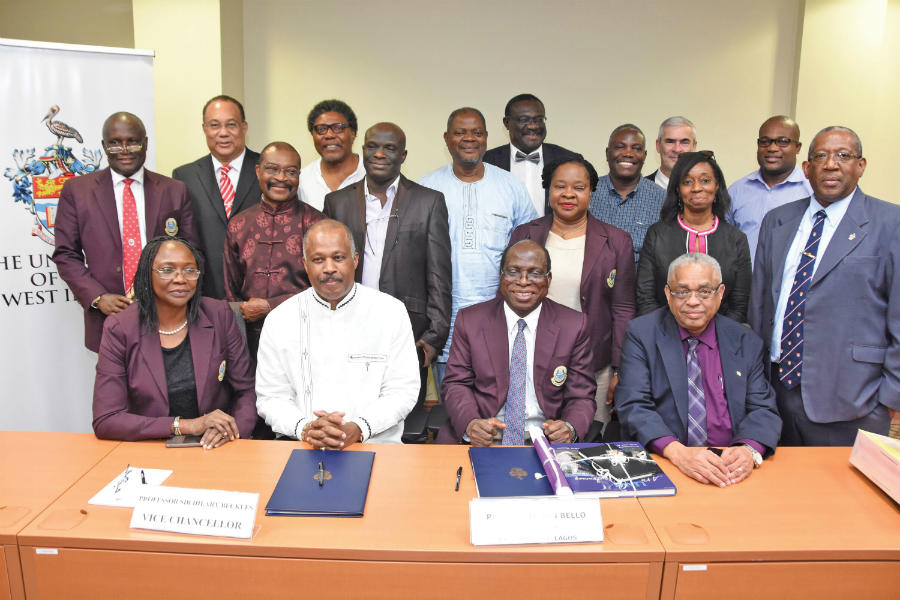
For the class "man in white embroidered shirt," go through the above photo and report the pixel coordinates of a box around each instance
[255,219,420,446]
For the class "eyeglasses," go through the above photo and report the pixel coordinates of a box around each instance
[501,268,550,282]
[667,284,722,300]
[513,116,546,126]
[204,121,243,132]
[312,122,351,135]
[262,164,300,178]
[757,136,795,148]
[105,143,144,154]
[153,267,201,280]
[810,151,860,164]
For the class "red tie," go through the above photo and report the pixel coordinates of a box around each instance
[219,164,235,218]
[121,178,142,294]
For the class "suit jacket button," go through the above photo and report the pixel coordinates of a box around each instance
[116,266,122,272]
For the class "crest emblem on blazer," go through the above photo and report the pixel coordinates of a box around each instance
[551,365,568,387]
[218,360,226,382]
[165,217,178,236]
[607,269,617,288]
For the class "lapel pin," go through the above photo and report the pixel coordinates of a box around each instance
[165,217,178,236]
[848,233,856,241]
[607,269,617,288]
[736,370,742,377]
[550,365,567,387]
[218,360,227,382]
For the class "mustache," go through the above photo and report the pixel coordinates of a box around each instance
[266,181,293,191]
[318,274,343,284]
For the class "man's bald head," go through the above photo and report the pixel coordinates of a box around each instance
[302,219,359,308]
[101,112,148,177]
[756,115,803,184]
[362,123,408,185]
[259,141,301,165]
[102,112,145,139]
[759,115,799,140]
[302,219,357,259]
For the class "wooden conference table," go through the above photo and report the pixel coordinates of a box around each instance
[4,434,900,599]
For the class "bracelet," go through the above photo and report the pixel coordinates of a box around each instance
[173,416,181,436]
[299,421,313,442]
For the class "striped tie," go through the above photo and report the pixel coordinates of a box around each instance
[686,337,707,446]
[778,210,827,389]
[503,319,528,445]
[219,163,235,218]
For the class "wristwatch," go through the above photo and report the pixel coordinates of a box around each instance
[90,295,102,309]
[564,421,578,443]
[742,444,763,468]
[173,416,181,436]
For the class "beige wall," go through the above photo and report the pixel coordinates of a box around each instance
[243,0,803,184]
[0,0,134,48]
[795,0,899,201]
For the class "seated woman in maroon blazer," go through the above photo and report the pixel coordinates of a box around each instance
[508,158,636,434]
[92,236,257,448]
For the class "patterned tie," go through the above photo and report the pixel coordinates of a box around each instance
[514,150,540,164]
[503,319,528,445]
[121,178,142,295]
[779,210,827,389]
[219,163,235,218]
[686,337,707,446]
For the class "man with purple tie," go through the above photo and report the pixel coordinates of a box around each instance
[53,112,196,352]
[438,239,596,445]
[616,253,781,486]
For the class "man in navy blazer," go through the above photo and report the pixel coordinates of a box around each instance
[53,112,196,352]
[616,253,780,487]
[482,94,582,216]
[750,126,900,445]
[173,96,260,299]
[438,240,596,444]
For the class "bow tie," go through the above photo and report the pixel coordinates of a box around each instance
[514,150,540,164]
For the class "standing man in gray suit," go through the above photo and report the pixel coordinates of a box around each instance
[750,126,900,445]
[324,123,451,438]
[173,95,260,299]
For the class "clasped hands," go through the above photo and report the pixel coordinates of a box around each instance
[465,417,573,446]
[178,409,240,450]
[662,441,755,487]
[302,411,362,449]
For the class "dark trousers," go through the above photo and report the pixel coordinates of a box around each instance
[771,368,890,446]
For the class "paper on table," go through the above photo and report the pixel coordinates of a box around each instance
[88,466,173,507]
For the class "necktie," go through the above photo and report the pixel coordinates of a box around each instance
[219,163,235,218]
[121,178,142,295]
[779,210,827,389]
[514,150,540,164]
[686,337,707,446]
[503,319,528,445]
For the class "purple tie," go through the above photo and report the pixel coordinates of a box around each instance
[503,319,528,445]
[686,337,707,446]
[779,210,827,389]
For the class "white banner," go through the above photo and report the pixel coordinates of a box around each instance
[0,38,155,431]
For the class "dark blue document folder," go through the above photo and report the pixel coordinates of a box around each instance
[468,446,553,498]
[265,449,375,517]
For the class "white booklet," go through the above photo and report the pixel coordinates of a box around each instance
[88,466,173,507]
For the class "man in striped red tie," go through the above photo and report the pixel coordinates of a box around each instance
[54,111,196,352]
[173,96,261,299]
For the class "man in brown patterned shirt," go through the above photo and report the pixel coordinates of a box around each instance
[224,141,325,361]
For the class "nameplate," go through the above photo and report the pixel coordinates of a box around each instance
[130,486,259,539]
[469,496,603,546]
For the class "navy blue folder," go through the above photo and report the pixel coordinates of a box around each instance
[265,449,375,517]
[468,447,553,498]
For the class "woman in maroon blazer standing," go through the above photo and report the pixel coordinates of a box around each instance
[92,236,257,448]
[508,158,636,438]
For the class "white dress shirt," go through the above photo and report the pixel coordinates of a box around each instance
[298,155,366,211]
[110,167,147,253]
[361,176,399,289]
[255,284,420,443]
[770,189,855,361]
[211,148,246,197]
[509,143,545,215]
[653,169,670,190]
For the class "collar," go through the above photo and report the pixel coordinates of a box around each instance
[211,148,246,174]
[259,196,300,215]
[503,300,542,336]
[655,170,670,189]
[312,283,358,311]
[111,167,145,186]
[748,163,807,188]
[808,187,855,226]
[364,176,400,202]
[678,318,718,349]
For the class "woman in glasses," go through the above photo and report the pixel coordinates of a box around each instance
[636,152,751,322]
[92,236,257,448]
[508,158,635,438]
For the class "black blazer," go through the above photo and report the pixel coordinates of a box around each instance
[323,175,452,355]
[482,142,583,215]
[172,149,260,299]
[636,217,751,323]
